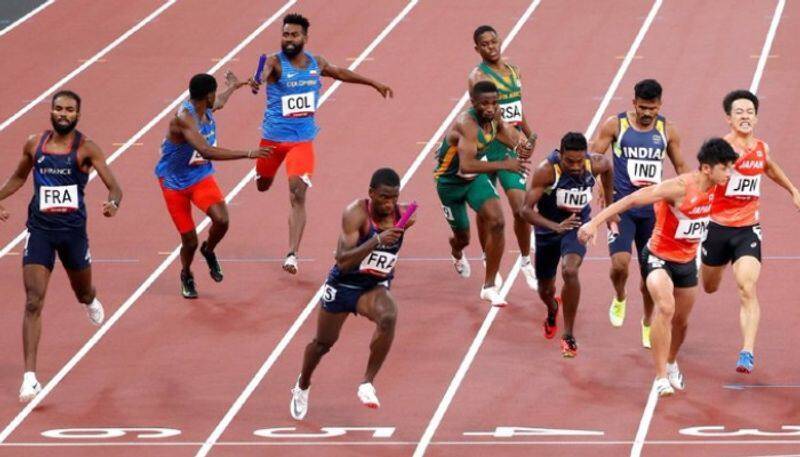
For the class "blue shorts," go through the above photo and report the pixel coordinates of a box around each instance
[534,230,586,280]
[23,227,91,271]
[608,209,655,258]
[321,281,389,314]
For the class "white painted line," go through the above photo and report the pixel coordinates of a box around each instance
[750,0,786,94]
[194,3,420,455]
[413,2,663,456]
[0,0,298,444]
[0,0,55,37]
[630,380,659,457]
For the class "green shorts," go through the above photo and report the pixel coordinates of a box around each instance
[484,141,526,192]
[436,174,500,231]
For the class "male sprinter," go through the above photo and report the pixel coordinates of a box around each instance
[592,79,687,347]
[290,168,412,419]
[0,91,122,402]
[250,13,393,275]
[701,90,800,373]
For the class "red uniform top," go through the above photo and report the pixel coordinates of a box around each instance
[711,139,768,227]
[649,173,715,263]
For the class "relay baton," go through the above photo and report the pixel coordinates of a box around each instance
[251,54,266,94]
[395,201,418,228]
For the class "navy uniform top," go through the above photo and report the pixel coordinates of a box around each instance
[612,112,668,215]
[27,130,88,232]
[535,149,595,235]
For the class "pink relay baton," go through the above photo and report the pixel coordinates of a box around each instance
[395,201,418,228]
[251,54,266,94]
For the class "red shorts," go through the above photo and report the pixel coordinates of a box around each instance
[160,175,224,234]
[255,139,315,184]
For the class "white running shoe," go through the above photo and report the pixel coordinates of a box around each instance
[357,382,380,409]
[520,258,538,290]
[654,377,674,397]
[479,286,507,307]
[85,299,104,326]
[290,379,309,420]
[283,253,298,275]
[666,362,685,391]
[19,374,41,403]
[452,255,471,278]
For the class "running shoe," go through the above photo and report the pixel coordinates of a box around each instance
[19,374,41,403]
[641,319,652,349]
[200,241,223,282]
[666,362,685,391]
[543,297,560,339]
[480,286,507,307]
[654,377,674,397]
[84,299,105,326]
[357,382,380,409]
[560,334,578,358]
[290,378,309,420]
[609,296,626,327]
[180,271,198,299]
[736,351,754,374]
[283,252,298,275]
[453,255,471,278]
[520,257,538,290]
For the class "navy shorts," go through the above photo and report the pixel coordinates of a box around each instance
[639,245,697,288]
[23,227,91,271]
[320,281,389,314]
[534,229,586,280]
[701,222,762,266]
[608,209,655,258]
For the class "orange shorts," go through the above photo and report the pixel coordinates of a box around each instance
[255,139,315,184]
[160,175,224,234]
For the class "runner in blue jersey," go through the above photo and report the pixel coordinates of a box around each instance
[289,168,413,420]
[591,79,687,347]
[156,72,269,299]
[0,91,123,402]
[521,132,612,357]
[249,13,393,275]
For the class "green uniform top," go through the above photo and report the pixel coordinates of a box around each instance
[434,109,496,184]
[477,62,523,127]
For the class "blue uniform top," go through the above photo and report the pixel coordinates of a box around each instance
[535,149,596,235]
[326,200,404,289]
[262,52,322,142]
[155,101,216,190]
[612,112,668,215]
[27,130,88,232]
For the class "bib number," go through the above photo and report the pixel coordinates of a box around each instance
[281,92,316,117]
[675,217,709,240]
[359,251,398,277]
[725,172,761,198]
[39,185,78,212]
[322,284,337,302]
[555,188,592,212]
[499,100,523,124]
[627,159,662,186]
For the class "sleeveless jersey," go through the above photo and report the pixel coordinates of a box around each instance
[434,110,496,184]
[612,113,668,214]
[262,52,322,142]
[535,149,595,235]
[155,100,216,190]
[648,173,715,263]
[477,62,523,127]
[711,139,767,227]
[27,130,88,231]
[326,200,404,289]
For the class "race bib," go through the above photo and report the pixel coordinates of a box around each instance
[359,250,398,277]
[556,187,592,212]
[499,100,523,124]
[281,92,316,117]
[39,185,78,212]
[725,172,761,198]
[627,159,662,186]
[674,216,709,240]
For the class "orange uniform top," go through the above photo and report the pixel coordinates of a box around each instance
[648,173,715,263]
[711,139,768,227]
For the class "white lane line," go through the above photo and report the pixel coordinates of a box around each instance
[413,1,664,456]
[0,0,55,37]
[0,0,299,444]
[750,0,786,94]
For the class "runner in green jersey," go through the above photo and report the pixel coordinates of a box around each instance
[468,25,538,289]
[434,81,534,306]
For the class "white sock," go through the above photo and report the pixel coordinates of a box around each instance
[88,298,101,308]
[23,371,38,385]
[666,361,678,373]
[520,255,531,265]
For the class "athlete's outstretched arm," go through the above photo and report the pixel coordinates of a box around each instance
[247,55,279,93]
[175,114,270,161]
[334,201,403,270]
[665,122,689,174]
[589,116,618,154]
[0,136,36,221]
[495,120,535,159]
[591,154,615,209]
[519,162,579,233]
[763,147,800,210]
[317,56,393,98]
[213,70,249,111]
[457,120,528,175]
[84,140,123,217]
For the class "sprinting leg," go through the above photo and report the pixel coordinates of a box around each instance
[200,202,228,282]
[299,307,349,390]
[284,176,309,274]
[560,253,583,337]
[22,265,51,374]
[356,287,398,384]
[476,199,505,290]
[66,266,103,325]
[646,269,675,381]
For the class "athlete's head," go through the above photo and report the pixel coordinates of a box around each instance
[723,90,759,136]
[470,81,499,122]
[189,73,218,107]
[50,90,81,135]
[632,79,662,127]
[558,132,588,177]
[697,137,737,184]
[282,13,310,58]
[473,25,500,63]
[369,168,401,217]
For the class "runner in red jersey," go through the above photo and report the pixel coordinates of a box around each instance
[701,90,800,374]
[579,138,737,397]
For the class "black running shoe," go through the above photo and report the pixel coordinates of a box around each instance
[181,271,198,299]
[560,334,578,358]
[200,241,223,282]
